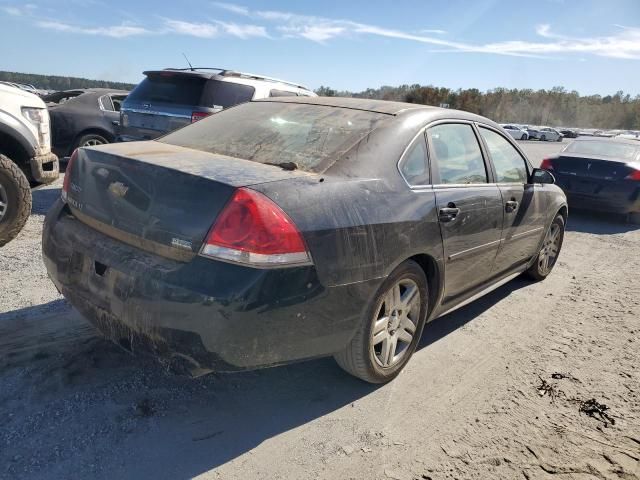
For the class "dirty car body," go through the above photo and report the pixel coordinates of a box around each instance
[43,97,567,377]
[45,89,129,158]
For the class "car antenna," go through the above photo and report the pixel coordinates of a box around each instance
[182,53,194,71]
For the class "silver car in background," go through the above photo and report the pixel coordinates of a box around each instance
[501,124,529,140]
[538,126,563,142]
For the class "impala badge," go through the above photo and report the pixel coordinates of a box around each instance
[108,181,129,198]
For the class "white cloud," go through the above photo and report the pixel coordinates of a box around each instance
[213,2,250,16]
[36,20,150,37]
[217,21,268,39]
[164,20,219,38]
[3,6,23,16]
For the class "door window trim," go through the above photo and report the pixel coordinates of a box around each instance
[426,120,495,186]
[474,122,534,185]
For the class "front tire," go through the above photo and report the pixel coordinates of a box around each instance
[0,154,32,247]
[525,214,565,281]
[521,134,527,140]
[334,260,428,383]
[541,134,547,142]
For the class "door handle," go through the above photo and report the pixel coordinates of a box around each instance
[505,200,519,212]
[112,120,120,126]
[439,205,461,223]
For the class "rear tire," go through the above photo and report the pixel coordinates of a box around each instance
[334,260,428,383]
[0,154,32,247]
[541,134,547,142]
[525,214,565,281]
[74,133,108,150]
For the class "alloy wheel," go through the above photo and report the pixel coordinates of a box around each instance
[81,138,105,147]
[0,183,8,222]
[370,279,420,368]
[538,223,561,275]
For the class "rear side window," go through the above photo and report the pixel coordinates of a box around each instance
[160,102,388,173]
[479,127,528,183]
[564,140,638,160]
[399,136,429,186]
[427,123,487,184]
[127,75,207,106]
[202,80,255,108]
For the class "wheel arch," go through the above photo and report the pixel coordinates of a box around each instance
[71,127,114,152]
[407,253,442,319]
[0,130,31,173]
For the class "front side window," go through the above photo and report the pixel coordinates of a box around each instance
[399,135,429,185]
[427,123,487,184]
[479,127,528,183]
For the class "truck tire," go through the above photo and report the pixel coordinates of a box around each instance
[0,154,32,247]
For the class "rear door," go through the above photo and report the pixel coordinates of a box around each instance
[478,126,546,273]
[427,122,504,302]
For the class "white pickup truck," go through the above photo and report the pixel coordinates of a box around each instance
[0,83,59,246]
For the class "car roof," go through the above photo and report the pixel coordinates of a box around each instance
[253,96,503,128]
[143,68,313,93]
[571,136,640,147]
[255,95,431,114]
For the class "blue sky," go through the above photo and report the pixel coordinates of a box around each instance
[1,0,640,95]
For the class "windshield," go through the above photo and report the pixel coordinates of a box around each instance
[159,102,388,173]
[564,140,638,160]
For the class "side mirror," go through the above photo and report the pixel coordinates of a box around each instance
[530,168,556,185]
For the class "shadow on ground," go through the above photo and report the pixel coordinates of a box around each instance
[566,209,639,235]
[1,276,534,480]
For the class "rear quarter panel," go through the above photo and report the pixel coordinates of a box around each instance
[253,176,443,289]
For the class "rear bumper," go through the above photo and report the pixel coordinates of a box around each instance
[554,177,640,214]
[42,201,378,372]
[30,151,59,184]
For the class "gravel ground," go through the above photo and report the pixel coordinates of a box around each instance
[0,141,638,480]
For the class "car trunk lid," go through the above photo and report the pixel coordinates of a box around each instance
[552,154,635,181]
[65,142,311,261]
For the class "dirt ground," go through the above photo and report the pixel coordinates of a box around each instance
[0,140,638,480]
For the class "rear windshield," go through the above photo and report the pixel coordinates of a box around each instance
[127,74,207,106]
[564,140,638,160]
[159,102,388,173]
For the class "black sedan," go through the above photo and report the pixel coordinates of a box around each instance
[541,137,640,223]
[43,97,567,383]
[44,88,128,158]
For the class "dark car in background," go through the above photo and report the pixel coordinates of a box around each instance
[45,89,128,158]
[541,137,640,223]
[43,97,567,384]
[117,68,315,142]
[559,128,579,139]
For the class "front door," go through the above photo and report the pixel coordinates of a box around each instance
[478,126,546,273]
[427,122,504,302]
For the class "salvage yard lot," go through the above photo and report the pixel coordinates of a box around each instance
[1,140,638,480]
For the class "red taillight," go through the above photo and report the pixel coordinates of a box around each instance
[201,188,311,267]
[540,158,554,170]
[61,149,78,202]
[625,169,640,180]
[191,111,211,123]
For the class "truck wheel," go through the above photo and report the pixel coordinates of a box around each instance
[334,260,428,383]
[0,154,32,247]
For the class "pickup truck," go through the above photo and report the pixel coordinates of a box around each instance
[0,83,59,246]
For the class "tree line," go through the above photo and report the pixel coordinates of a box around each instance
[315,85,640,130]
[0,71,136,92]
